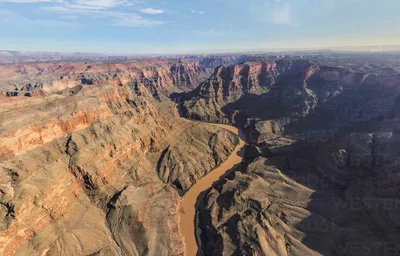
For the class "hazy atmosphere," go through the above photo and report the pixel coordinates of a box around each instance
[1,0,399,53]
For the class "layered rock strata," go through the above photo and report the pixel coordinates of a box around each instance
[180,58,400,256]
[0,60,236,256]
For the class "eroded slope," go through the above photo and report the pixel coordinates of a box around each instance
[0,60,236,256]
[180,58,400,255]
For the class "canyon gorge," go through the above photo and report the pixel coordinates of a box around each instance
[1,53,400,256]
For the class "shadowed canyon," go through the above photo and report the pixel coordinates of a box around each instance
[1,53,400,256]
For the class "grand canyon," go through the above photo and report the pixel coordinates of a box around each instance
[0,51,399,256]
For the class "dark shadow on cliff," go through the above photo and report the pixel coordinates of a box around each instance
[270,135,400,255]
[172,58,400,255]
[193,102,400,255]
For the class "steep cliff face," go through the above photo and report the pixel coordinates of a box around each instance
[3,55,400,256]
[188,56,247,69]
[0,59,211,100]
[180,59,400,143]
[198,130,400,255]
[0,60,236,256]
[180,58,400,255]
[179,60,313,122]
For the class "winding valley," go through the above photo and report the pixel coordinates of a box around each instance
[179,124,245,256]
[1,54,400,256]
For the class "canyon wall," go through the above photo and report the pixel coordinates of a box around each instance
[0,59,237,256]
[2,55,400,256]
[0,59,212,100]
[180,58,400,255]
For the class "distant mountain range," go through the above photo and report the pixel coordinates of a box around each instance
[1,45,400,64]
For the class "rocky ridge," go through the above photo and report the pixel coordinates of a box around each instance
[2,54,400,256]
[0,59,237,256]
[0,59,212,100]
[179,57,400,255]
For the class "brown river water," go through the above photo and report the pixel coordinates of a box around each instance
[179,124,245,256]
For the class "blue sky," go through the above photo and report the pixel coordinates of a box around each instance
[0,0,399,53]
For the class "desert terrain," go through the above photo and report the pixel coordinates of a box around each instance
[1,52,400,256]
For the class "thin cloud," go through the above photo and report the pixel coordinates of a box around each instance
[0,0,63,2]
[111,13,165,26]
[60,15,78,19]
[191,9,205,15]
[270,4,292,25]
[40,5,165,27]
[0,8,79,26]
[140,8,164,15]
[5,0,166,28]
[37,0,129,10]
[68,0,128,10]
[192,29,225,37]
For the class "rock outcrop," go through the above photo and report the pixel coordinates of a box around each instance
[179,60,315,123]
[198,130,400,255]
[179,58,400,144]
[0,60,237,256]
[0,59,212,100]
[182,57,400,255]
[188,56,247,69]
[3,54,400,256]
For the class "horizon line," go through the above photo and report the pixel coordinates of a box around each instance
[1,44,400,57]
